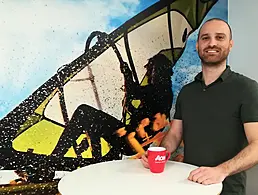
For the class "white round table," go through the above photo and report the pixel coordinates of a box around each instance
[58,159,222,195]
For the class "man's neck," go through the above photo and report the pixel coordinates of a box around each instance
[201,62,227,86]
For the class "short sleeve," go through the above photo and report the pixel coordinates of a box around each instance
[174,90,183,120]
[241,80,258,123]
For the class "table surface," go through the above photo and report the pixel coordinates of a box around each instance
[58,159,222,195]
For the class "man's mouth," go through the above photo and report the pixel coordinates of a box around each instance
[205,50,219,53]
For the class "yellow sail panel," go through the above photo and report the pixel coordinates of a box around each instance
[100,137,111,157]
[126,112,131,125]
[63,134,92,158]
[12,120,63,155]
[17,114,41,136]
[35,88,59,115]
[63,135,110,158]
[140,76,148,86]
[64,147,77,158]
[131,100,141,108]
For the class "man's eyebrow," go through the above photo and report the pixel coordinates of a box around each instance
[200,33,209,37]
[200,33,227,38]
[215,33,226,36]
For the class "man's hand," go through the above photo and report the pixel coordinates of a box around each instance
[140,152,149,169]
[188,166,228,185]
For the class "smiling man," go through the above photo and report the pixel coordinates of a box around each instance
[141,18,258,195]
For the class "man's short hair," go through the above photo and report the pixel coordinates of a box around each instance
[197,18,232,40]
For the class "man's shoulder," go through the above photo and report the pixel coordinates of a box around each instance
[230,71,258,89]
[176,81,197,100]
[180,80,197,92]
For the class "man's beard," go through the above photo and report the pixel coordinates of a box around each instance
[198,47,230,66]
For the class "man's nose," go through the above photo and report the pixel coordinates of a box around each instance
[208,38,217,47]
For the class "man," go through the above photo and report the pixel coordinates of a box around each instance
[141,18,258,194]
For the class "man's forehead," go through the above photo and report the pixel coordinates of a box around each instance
[199,20,230,36]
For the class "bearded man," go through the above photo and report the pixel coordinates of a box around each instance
[141,18,258,195]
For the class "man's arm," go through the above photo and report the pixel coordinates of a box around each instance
[188,122,258,185]
[217,122,258,176]
[160,119,183,153]
[217,81,258,176]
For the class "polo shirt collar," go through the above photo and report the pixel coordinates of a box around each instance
[195,65,232,82]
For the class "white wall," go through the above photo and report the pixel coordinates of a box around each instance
[228,0,258,194]
[228,0,258,81]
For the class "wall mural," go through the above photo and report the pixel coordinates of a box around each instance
[0,0,228,194]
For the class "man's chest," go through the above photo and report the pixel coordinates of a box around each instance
[180,85,242,122]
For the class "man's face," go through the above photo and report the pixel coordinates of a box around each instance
[196,20,233,66]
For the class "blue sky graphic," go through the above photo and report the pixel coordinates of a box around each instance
[0,0,227,119]
[0,0,159,119]
[109,0,158,27]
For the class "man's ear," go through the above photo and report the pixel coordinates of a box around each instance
[196,41,199,52]
[229,39,234,52]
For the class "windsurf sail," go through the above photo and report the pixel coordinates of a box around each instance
[0,0,218,172]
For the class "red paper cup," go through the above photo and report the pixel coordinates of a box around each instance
[147,147,170,173]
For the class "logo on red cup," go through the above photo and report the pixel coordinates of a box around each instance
[155,155,166,162]
[148,147,170,173]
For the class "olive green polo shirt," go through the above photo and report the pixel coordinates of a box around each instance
[174,66,258,195]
